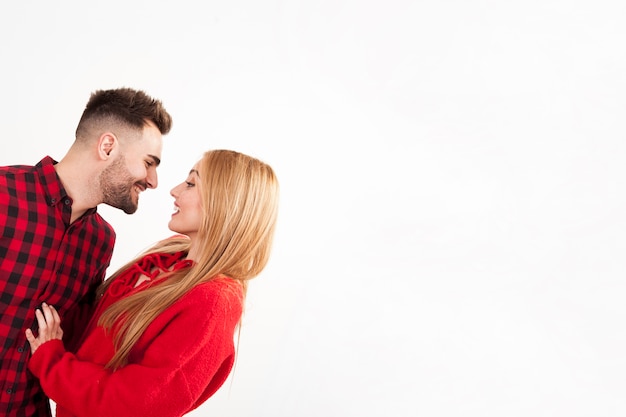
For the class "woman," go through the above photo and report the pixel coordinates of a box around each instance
[25,149,279,417]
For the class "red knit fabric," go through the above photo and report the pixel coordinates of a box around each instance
[28,252,243,417]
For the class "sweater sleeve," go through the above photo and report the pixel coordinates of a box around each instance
[28,280,243,417]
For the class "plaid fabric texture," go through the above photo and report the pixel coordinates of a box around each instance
[0,157,115,417]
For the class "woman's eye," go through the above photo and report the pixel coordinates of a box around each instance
[185,181,195,187]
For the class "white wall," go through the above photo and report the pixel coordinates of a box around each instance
[2,1,625,416]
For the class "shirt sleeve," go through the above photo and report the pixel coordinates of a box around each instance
[28,281,243,417]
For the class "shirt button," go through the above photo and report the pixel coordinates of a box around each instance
[17,347,24,353]
[6,388,12,394]
[64,199,71,205]
[50,198,56,205]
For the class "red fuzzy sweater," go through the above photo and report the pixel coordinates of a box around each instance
[28,252,243,417]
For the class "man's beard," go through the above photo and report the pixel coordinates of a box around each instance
[100,155,140,214]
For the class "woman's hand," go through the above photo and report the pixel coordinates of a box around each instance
[25,302,63,355]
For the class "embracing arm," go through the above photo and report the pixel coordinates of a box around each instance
[27,280,243,417]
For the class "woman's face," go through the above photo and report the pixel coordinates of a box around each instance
[169,163,203,241]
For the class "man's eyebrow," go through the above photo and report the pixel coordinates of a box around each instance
[148,155,161,166]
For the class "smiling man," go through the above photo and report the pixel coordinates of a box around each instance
[0,87,173,417]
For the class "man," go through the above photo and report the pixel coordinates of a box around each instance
[0,87,173,417]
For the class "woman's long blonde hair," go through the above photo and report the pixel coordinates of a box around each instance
[96,150,279,370]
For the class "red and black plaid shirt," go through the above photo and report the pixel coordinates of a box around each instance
[0,156,115,417]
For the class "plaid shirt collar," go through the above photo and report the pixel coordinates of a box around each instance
[36,156,97,216]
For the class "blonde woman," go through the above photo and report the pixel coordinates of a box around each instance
[25,149,279,417]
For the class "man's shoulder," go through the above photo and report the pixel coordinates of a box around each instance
[0,156,53,170]
[0,156,54,183]
[0,160,46,198]
[0,162,37,177]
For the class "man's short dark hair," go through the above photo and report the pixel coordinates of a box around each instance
[76,87,172,139]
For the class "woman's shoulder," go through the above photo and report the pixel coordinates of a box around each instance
[155,278,243,330]
[184,277,244,308]
[173,278,244,331]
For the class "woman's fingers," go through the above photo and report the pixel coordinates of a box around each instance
[26,311,46,354]
[41,303,56,328]
[25,328,38,354]
[25,302,64,355]
[48,304,63,338]
[25,328,36,344]
[50,304,60,322]
[35,308,47,336]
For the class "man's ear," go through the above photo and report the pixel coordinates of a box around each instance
[98,133,117,160]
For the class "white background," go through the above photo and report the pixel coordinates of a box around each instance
[1,1,625,416]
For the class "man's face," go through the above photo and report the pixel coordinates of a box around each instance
[100,122,163,214]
